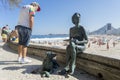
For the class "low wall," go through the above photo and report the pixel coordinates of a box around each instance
[8,41,120,80]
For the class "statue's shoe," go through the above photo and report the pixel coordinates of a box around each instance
[58,69,67,75]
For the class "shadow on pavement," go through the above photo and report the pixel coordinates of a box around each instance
[2,65,42,74]
[0,60,19,65]
[2,43,17,54]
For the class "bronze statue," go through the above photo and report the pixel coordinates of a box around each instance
[31,51,59,78]
[59,13,88,76]
[41,51,59,77]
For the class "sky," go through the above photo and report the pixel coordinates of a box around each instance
[0,0,120,35]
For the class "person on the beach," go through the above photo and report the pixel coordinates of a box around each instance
[1,25,9,42]
[15,2,41,63]
[59,13,88,75]
[9,30,19,42]
[113,40,116,47]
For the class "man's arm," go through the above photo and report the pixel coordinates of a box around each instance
[29,7,35,29]
[29,14,34,29]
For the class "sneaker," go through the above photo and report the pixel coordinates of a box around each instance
[18,57,22,62]
[20,58,32,64]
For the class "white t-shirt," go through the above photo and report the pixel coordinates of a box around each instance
[17,5,35,28]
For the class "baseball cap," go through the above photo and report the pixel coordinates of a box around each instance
[31,2,41,12]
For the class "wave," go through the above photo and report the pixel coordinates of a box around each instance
[31,37,69,42]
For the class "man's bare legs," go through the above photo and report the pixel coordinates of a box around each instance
[18,45,22,57]
[18,45,28,58]
[22,46,27,58]
[18,45,31,63]
[18,45,22,62]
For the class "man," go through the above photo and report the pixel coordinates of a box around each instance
[16,2,41,63]
[59,13,88,75]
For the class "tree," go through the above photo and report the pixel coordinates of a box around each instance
[1,0,22,8]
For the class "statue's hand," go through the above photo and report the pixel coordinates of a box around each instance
[71,39,79,44]
[71,38,76,43]
[75,39,79,44]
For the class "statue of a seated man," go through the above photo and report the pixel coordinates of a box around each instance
[59,13,88,75]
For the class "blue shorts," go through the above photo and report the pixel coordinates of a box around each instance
[16,25,32,46]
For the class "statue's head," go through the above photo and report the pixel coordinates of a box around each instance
[46,51,56,60]
[72,13,81,25]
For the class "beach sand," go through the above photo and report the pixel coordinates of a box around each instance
[30,35,120,60]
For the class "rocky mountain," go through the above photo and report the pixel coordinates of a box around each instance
[107,28,120,35]
[89,23,120,35]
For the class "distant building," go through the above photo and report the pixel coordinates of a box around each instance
[107,23,111,30]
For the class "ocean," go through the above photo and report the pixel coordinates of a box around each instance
[30,34,69,43]
[31,34,69,39]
